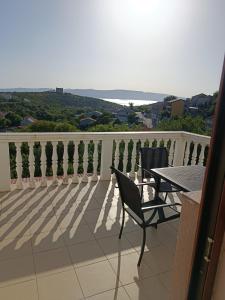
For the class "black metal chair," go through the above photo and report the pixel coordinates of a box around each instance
[139,147,181,200]
[111,166,181,266]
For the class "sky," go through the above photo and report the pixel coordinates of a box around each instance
[0,0,224,97]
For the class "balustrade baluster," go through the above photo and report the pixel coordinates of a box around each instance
[15,142,23,189]
[63,141,69,184]
[122,140,129,174]
[92,140,99,181]
[40,141,47,187]
[190,142,198,165]
[130,139,137,178]
[72,141,79,183]
[82,140,89,182]
[28,142,35,188]
[184,141,191,165]
[169,139,175,166]
[51,141,58,185]
[112,140,120,179]
[198,143,206,166]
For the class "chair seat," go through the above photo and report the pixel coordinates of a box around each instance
[143,180,181,193]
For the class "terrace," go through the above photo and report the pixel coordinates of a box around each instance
[0,131,210,299]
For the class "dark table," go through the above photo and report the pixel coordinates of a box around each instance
[150,165,206,192]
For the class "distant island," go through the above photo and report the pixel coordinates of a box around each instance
[0,88,169,102]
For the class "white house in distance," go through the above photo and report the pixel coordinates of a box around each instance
[21,116,37,127]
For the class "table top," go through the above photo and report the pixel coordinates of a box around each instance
[150,165,206,192]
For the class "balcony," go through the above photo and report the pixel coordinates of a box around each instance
[0,131,210,299]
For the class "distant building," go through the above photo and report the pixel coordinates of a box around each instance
[167,99,184,117]
[21,116,37,127]
[149,102,164,127]
[191,93,213,107]
[56,87,63,94]
[87,111,103,118]
[79,118,96,128]
[115,108,132,123]
[188,106,199,117]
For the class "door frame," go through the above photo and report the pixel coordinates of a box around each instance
[188,56,225,299]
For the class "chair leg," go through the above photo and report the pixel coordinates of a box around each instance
[140,185,143,201]
[164,192,168,202]
[119,207,125,239]
[138,227,146,266]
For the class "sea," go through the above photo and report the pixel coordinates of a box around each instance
[101,98,157,106]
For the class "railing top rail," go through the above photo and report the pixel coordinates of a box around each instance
[0,131,210,143]
[181,131,211,143]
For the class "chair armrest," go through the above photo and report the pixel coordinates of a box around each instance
[141,202,181,211]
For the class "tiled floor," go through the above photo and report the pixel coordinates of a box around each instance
[0,178,180,300]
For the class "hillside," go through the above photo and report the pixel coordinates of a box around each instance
[0,88,169,101]
[0,91,122,122]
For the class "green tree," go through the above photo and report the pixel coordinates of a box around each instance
[157,116,208,135]
[0,117,10,128]
[164,95,177,102]
[5,112,22,126]
[24,120,77,132]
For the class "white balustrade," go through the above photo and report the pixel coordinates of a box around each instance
[0,131,211,191]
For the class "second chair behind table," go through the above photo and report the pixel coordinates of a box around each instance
[139,147,181,200]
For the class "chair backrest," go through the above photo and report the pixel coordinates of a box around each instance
[140,147,169,178]
[111,167,144,221]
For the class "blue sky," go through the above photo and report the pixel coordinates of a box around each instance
[0,0,224,97]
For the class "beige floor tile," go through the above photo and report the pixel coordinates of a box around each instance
[37,270,84,300]
[124,275,169,300]
[0,236,32,260]
[63,224,95,246]
[0,208,31,224]
[97,235,135,259]
[86,287,130,300]
[28,204,55,219]
[34,247,73,277]
[109,252,153,285]
[0,220,31,240]
[142,244,174,274]
[0,280,38,300]
[0,255,35,287]
[32,231,65,253]
[124,227,161,252]
[158,271,172,291]
[1,190,31,208]
[56,211,86,230]
[88,219,121,239]
[84,208,112,224]
[76,260,120,297]
[156,223,178,251]
[68,240,106,268]
[29,216,59,234]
